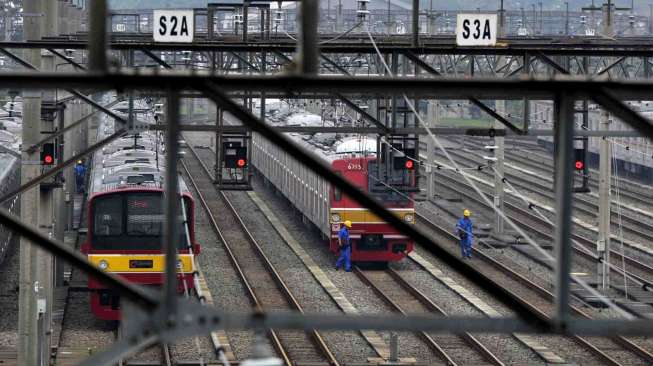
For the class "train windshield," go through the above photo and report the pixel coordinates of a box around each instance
[367,161,412,204]
[91,192,190,250]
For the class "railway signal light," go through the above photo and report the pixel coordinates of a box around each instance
[41,143,55,165]
[404,159,414,170]
[574,148,585,171]
[224,142,248,169]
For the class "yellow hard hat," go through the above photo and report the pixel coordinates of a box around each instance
[344,220,352,228]
[463,209,471,217]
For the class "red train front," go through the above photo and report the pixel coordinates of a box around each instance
[83,187,199,320]
[328,156,415,262]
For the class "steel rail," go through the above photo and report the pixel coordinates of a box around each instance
[431,147,653,244]
[416,212,653,364]
[430,169,653,288]
[179,157,292,366]
[182,144,339,366]
[440,139,653,219]
[354,267,504,366]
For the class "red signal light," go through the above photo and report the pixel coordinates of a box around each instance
[405,160,414,169]
[43,155,54,165]
[237,158,246,167]
[575,160,584,170]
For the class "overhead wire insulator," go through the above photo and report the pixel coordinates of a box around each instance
[357,0,370,22]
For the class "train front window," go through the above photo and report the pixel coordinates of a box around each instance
[91,193,190,250]
[127,194,163,236]
[93,198,122,236]
[367,161,411,203]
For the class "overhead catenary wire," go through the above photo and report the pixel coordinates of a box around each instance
[363,24,635,320]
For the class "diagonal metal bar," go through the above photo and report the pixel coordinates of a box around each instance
[47,48,86,70]
[198,80,550,330]
[0,47,127,124]
[141,48,173,69]
[404,51,525,135]
[0,203,157,307]
[337,94,388,132]
[404,50,524,134]
[591,88,653,138]
[596,56,627,76]
[26,98,121,153]
[0,47,36,68]
[231,52,260,72]
[535,52,569,74]
[321,54,350,75]
[0,129,128,204]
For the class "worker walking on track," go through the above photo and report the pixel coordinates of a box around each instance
[456,209,474,259]
[335,220,352,272]
[74,160,86,194]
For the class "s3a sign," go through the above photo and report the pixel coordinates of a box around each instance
[456,14,497,46]
[153,10,194,43]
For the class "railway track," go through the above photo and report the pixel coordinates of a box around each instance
[354,267,504,366]
[430,169,653,288]
[439,137,653,209]
[433,147,653,243]
[414,212,653,366]
[182,143,339,366]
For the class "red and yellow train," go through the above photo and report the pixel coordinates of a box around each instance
[253,135,415,263]
[83,122,199,320]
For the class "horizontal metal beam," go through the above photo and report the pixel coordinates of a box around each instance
[16,38,653,57]
[3,71,653,101]
[161,124,644,137]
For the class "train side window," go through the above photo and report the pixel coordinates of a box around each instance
[93,197,122,236]
[334,171,342,201]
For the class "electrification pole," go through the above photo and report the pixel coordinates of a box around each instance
[18,0,44,364]
[493,6,507,236]
[425,101,437,199]
[598,110,611,291]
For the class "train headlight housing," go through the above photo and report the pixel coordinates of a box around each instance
[404,214,414,223]
[331,213,341,223]
[176,260,183,270]
[98,259,109,270]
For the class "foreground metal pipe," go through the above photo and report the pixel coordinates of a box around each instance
[298,0,319,74]
[88,0,108,72]
[163,89,180,315]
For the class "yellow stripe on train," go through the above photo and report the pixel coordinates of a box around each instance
[88,254,195,273]
[330,208,415,224]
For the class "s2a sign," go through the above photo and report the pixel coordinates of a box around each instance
[153,10,194,43]
[456,14,497,46]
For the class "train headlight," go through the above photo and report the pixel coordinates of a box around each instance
[403,214,414,223]
[98,260,109,270]
[176,260,183,270]
[331,213,341,223]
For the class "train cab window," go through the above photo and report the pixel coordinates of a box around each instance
[126,194,163,236]
[93,197,122,236]
[333,171,342,201]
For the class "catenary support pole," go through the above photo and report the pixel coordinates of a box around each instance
[598,109,611,290]
[425,101,437,199]
[553,92,576,328]
[412,0,420,47]
[18,0,43,363]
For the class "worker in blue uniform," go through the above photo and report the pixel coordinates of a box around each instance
[456,209,473,259]
[335,220,352,272]
[74,160,86,194]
